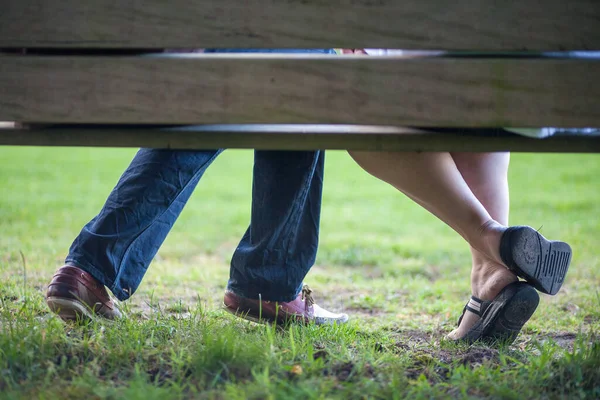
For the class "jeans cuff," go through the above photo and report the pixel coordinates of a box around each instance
[225,281,303,303]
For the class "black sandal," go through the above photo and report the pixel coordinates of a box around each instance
[456,281,539,344]
[500,226,572,295]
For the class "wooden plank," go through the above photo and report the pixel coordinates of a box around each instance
[0,125,598,152]
[0,0,599,50]
[1,54,599,127]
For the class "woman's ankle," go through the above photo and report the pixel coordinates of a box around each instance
[470,260,518,300]
[472,219,507,266]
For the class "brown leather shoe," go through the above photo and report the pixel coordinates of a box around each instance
[46,265,122,321]
[223,285,348,325]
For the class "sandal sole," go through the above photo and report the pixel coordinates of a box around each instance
[459,282,539,345]
[503,226,572,295]
[482,283,540,344]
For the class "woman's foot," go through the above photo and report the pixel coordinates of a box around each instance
[473,221,572,295]
[448,280,539,344]
[449,222,572,341]
[447,257,518,340]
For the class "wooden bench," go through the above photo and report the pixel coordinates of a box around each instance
[0,0,599,152]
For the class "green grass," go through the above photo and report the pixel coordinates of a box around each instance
[1,147,599,399]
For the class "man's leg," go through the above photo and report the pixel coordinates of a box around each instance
[209,47,346,324]
[48,48,347,323]
[228,150,323,301]
[224,150,348,325]
[46,148,222,319]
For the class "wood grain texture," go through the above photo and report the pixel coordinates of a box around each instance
[1,125,598,152]
[0,0,599,50]
[1,55,598,127]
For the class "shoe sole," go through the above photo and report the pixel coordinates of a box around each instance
[46,297,97,322]
[481,283,540,345]
[222,304,310,326]
[222,304,348,326]
[504,226,572,295]
[222,304,271,325]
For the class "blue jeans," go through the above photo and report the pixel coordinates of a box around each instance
[66,49,333,302]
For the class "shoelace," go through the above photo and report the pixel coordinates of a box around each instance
[301,284,315,308]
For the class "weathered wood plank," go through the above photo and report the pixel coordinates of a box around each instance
[1,55,598,127]
[0,0,599,50]
[1,125,598,152]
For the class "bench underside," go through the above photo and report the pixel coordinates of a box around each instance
[1,125,598,152]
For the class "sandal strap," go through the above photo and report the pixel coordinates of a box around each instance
[465,297,483,316]
[457,295,491,326]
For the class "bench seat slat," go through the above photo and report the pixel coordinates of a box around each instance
[1,0,599,50]
[1,55,599,127]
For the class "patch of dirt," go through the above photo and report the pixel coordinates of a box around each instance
[583,314,599,323]
[456,348,500,366]
[342,305,386,316]
[402,345,502,384]
[561,303,580,313]
[313,350,329,361]
[405,363,450,383]
[534,332,579,351]
[0,293,19,302]
[387,329,507,383]
[394,328,439,343]
[389,328,448,353]
[324,361,375,382]
[309,288,388,318]
[147,366,175,386]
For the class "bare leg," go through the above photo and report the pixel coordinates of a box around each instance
[447,152,518,339]
[348,151,507,264]
[348,151,519,339]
